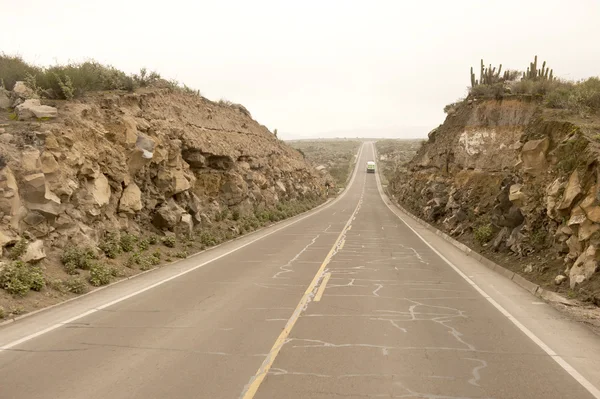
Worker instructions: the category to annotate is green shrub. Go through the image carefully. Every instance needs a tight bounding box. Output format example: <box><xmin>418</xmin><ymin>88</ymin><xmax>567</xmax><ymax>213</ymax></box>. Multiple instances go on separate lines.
<box><xmin>49</xmin><ymin>279</ymin><xmax>67</xmax><ymax>293</ymax></box>
<box><xmin>137</xmin><ymin>238</ymin><xmax>150</xmax><ymax>251</ymax></box>
<box><xmin>162</xmin><ymin>236</ymin><xmax>176</xmax><ymax>248</ymax></box>
<box><xmin>199</xmin><ymin>231</ymin><xmax>217</xmax><ymax>247</ymax></box>
<box><xmin>174</xmin><ymin>251</ymin><xmax>188</xmax><ymax>259</ymax></box>
<box><xmin>152</xmin><ymin>249</ymin><xmax>161</xmax><ymax>259</ymax></box>
<box><xmin>64</xmin><ymin>278</ymin><xmax>87</xmax><ymax>294</ymax></box>
<box><xmin>8</xmin><ymin>239</ymin><xmax>28</xmax><ymax>260</ymax></box>
<box><xmin>138</xmin><ymin>255</ymin><xmax>154</xmax><ymax>271</ymax></box>
<box><xmin>125</xmin><ymin>252</ymin><xmax>142</xmax><ymax>268</ymax></box>
<box><xmin>474</xmin><ymin>224</ymin><xmax>494</xmax><ymax>245</ymax></box>
<box><xmin>61</xmin><ymin>246</ymin><xmax>97</xmax><ymax>273</ymax></box>
<box><xmin>99</xmin><ymin>232</ymin><xmax>122</xmax><ymax>259</ymax></box>
<box><xmin>88</xmin><ymin>263</ymin><xmax>111</xmax><ymax>287</ymax></box>
<box><xmin>133</xmin><ymin>68</ymin><xmax>161</xmax><ymax>87</ymax></box>
<box><xmin>0</xmin><ymin>261</ymin><xmax>45</xmax><ymax>296</ymax></box>
<box><xmin>148</xmin><ymin>254</ymin><xmax>161</xmax><ymax>266</ymax></box>
<box><xmin>120</xmin><ymin>233</ymin><xmax>138</xmax><ymax>252</ymax></box>
<box><xmin>54</xmin><ymin>73</ymin><xmax>74</xmax><ymax>100</ymax></box>
<box><xmin>148</xmin><ymin>235</ymin><xmax>158</xmax><ymax>245</ymax></box>
<box><xmin>109</xmin><ymin>267</ymin><xmax>125</xmax><ymax>278</ymax></box>
<box><xmin>231</xmin><ymin>210</ymin><xmax>241</xmax><ymax>221</ymax></box>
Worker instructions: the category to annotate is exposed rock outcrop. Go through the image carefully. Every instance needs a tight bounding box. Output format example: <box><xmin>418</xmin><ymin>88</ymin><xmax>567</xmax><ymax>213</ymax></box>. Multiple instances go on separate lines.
<box><xmin>387</xmin><ymin>97</ymin><xmax>600</xmax><ymax>303</ymax></box>
<box><xmin>0</xmin><ymin>83</ymin><xmax>329</xmax><ymax>307</ymax></box>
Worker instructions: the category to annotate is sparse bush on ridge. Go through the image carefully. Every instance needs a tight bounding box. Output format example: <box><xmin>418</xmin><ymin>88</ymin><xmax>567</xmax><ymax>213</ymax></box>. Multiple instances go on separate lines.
<box><xmin>0</xmin><ymin>53</ymin><xmax>202</xmax><ymax>100</ymax></box>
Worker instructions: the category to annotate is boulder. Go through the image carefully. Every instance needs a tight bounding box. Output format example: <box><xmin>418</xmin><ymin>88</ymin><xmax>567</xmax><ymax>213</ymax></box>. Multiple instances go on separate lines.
<box><xmin>578</xmin><ymin>220</ymin><xmax>600</xmax><ymax>241</ymax></box>
<box><xmin>507</xmin><ymin>225</ymin><xmax>525</xmax><ymax>255</ymax></box>
<box><xmin>12</xmin><ymin>81</ymin><xmax>35</xmax><ymax>99</ymax></box>
<box><xmin>0</xmin><ymin>167</ymin><xmax>22</xmax><ymax>220</ymax></box>
<box><xmin>22</xmin><ymin>240</ymin><xmax>46</xmax><ymax>263</ymax></box>
<box><xmin>152</xmin><ymin>200</ymin><xmax>185</xmax><ymax>230</ymax></box>
<box><xmin>0</xmin><ymin>230</ymin><xmax>18</xmax><ymax>248</ymax></box>
<box><xmin>21</xmin><ymin>149</ymin><xmax>41</xmax><ymax>172</ymax></box>
<box><xmin>40</xmin><ymin>152</ymin><xmax>59</xmax><ymax>174</ymax></box>
<box><xmin>16</xmin><ymin>99</ymin><xmax>58</xmax><ymax>120</ymax></box>
<box><xmin>521</xmin><ymin>138</ymin><xmax>549</xmax><ymax>171</ymax></box>
<box><xmin>0</xmin><ymin>133</ymin><xmax>12</xmax><ymax>143</ymax></box>
<box><xmin>21</xmin><ymin>173</ymin><xmax>47</xmax><ymax>202</ymax></box>
<box><xmin>580</xmin><ymin>185</ymin><xmax>600</xmax><ymax>223</ymax></box>
<box><xmin>568</xmin><ymin>206</ymin><xmax>587</xmax><ymax>226</ymax></box>
<box><xmin>492</xmin><ymin>227</ymin><xmax>509</xmax><ymax>251</ymax></box>
<box><xmin>0</xmin><ymin>88</ymin><xmax>11</xmax><ymax>109</ymax></box>
<box><xmin>497</xmin><ymin>206</ymin><xmax>524</xmax><ymax>228</ymax></box>
<box><xmin>135</xmin><ymin>135</ymin><xmax>155</xmax><ymax>158</ymax></box>
<box><xmin>119</xmin><ymin>183</ymin><xmax>143</xmax><ymax>214</ymax></box>
<box><xmin>569</xmin><ymin>244</ymin><xmax>598</xmax><ymax>289</ymax></box>
<box><xmin>566</xmin><ymin>235</ymin><xmax>582</xmax><ymax>260</ymax></box>
<box><xmin>509</xmin><ymin>184</ymin><xmax>526</xmax><ymax>206</ymax></box>
<box><xmin>121</xmin><ymin>115</ymin><xmax>139</xmax><ymax>146</ymax></box>
<box><xmin>176</xmin><ymin>213</ymin><xmax>194</xmax><ymax>237</ymax></box>
<box><xmin>220</xmin><ymin>174</ymin><xmax>248</xmax><ymax>206</ymax></box>
<box><xmin>182</xmin><ymin>150</ymin><xmax>206</xmax><ymax>168</ymax></box>
<box><xmin>555</xmin><ymin>275</ymin><xmax>567</xmax><ymax>285</ymax></box>
<box><xmin>557</xmin><ymin>171</ymin><xmax>582</xmax><ymax>211</ymax></box>
<box><xmin>157</xmin><ymin>169</ymin><xmax>191</xmax><ymax>196</ymax></box>
<box><xmin>88</xmin><ymin>174</ymin><xmax>111</xmax><ymax>207</ymax></box>
<box><xmin>80</xmin><ymin>161</ymin><xmax>100</xmax><ymax>178</ymax></box>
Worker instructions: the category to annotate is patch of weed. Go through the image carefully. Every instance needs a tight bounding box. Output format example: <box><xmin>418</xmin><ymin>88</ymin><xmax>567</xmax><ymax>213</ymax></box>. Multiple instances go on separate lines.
<box><xmin>162</xmin><ymin>236</ymin><xmax>176</xmax><ymax>248</ymax></box>
<box><xmin>88</xmin><ymin>263</ymin><xmax>111</xmax><ymax>287</ymax></box>
<box><xmin>0</xmin><ymin>261</ymin><xmax>45</xmax><ymax>296</ymax></box>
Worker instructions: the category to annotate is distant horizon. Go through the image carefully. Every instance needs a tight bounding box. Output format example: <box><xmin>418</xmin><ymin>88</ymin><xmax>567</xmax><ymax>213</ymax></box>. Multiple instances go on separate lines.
<box><xmin>280</xmin><ymin>125</ymin><xmax>435</xmax><ymax>141</ymax></box>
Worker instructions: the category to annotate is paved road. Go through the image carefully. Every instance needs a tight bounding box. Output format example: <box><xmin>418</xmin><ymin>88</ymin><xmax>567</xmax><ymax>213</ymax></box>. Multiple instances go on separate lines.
<box><xmin>1</xmin><ymin>143</ymin><xmax>599</xmax><ymax>399</ymax></box>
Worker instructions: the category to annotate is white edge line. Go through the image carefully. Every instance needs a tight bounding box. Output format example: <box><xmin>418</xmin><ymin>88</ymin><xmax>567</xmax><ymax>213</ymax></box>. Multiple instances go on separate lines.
<box><xmin>371</xmin><ymin>143</ymin><xmax>600</xmax><ymax>399</ymax></box>
<box><xmin>1</xmin><ymin>144</ymin><xmax>366</xmax><ymax>351</ymax></box>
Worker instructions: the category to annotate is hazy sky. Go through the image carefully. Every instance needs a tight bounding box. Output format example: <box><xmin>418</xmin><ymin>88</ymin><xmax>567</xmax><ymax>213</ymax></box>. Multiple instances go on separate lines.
<box><xmin>1</xmin><ymin>0</ymin><xmax>599</xmax><ymax>139</ymax></box>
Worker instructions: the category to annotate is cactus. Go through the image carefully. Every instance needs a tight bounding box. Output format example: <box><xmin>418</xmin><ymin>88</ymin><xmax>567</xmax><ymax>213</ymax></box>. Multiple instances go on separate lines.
<box><xmin>541</xmin><ymin>61</ymin><xmax>546</xmax><ymax>78</ymax></box>
<box><xmin>471</xmin><ymin>67</ymin><xmax>476</xmax><ymax>87</ymax></box>
<box><xmin>549</xmin><ymin>69</ymin><xmax>553</xmax><ymax>81</ymax></box>
<box><xmin>497</xmin><ymin>64</ymin><xmax>502</xmax><ymax>78</ymax></box>
<box><xmin>480</xmin><ymin>59</ymin><xmax>484</xmax><ymax>85</ymax></box>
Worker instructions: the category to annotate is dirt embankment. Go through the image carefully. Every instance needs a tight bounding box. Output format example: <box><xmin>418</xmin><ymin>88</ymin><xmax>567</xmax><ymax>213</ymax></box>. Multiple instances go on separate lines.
<box><xmin>0</xmin><ymin>84</ymin><xmax>329</xmax><ymax>317</ymax></box>
<box><xmin>388</xmin><ymin>97</ymin><xmax>600</xmax><ymax>305</ymax></box>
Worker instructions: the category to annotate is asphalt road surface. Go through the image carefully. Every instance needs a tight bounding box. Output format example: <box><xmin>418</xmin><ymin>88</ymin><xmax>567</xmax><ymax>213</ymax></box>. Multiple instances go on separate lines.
<box><xmin>1</xmin><ymin>142</ymin><xmax>599</xmax><ymax>399</ymax></box>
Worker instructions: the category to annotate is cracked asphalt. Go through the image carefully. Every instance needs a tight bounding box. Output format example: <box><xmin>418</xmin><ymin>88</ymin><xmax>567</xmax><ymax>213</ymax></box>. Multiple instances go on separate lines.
<box><xmin>0</xmin><ymin>143</ymin><xmax>598</xmax><ymax>399</ymax></box>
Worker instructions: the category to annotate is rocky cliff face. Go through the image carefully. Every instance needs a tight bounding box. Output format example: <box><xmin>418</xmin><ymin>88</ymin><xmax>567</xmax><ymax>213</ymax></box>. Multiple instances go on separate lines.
<box><xmin>390</xmin><ymin>98</ymin><xmax>600</xmax><ymax>304</ymax></box>
<box><xmin>0</xmin><ymin>84</ymin><xmax>329</xmax><ymax>314</ymax></box>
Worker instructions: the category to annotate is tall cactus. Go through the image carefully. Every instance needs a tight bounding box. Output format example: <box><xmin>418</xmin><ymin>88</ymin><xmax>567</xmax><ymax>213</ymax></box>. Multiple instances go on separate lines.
<box><xmin>480</xmin><ymin>59</ymin><xmax>484</xmax><ymax>85</ymax></box>
<box><xmin>470</xmin><ymin>67</ymin><xmax>476</xmax><ymax>87</ymax></box>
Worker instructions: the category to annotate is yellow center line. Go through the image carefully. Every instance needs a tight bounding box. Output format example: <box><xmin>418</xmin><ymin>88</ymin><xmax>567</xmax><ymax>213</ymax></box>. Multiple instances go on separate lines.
<box><xmin>240</xmin><ymin>194</ymin><xmax>363</xmax><ymax>399</ymax></box>
<box><xmin>314</xmin><ymin>273</ymin><xmax>332</xmax><ymax>302</ymax></box>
